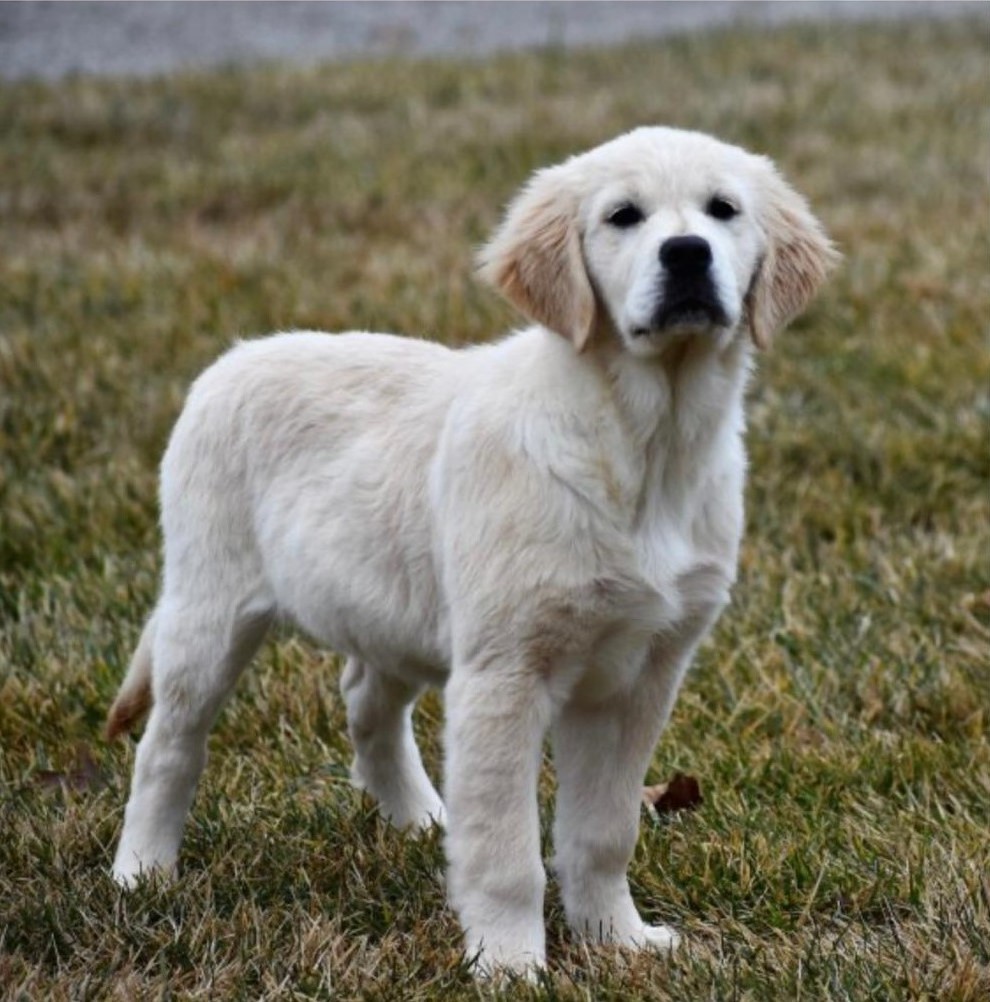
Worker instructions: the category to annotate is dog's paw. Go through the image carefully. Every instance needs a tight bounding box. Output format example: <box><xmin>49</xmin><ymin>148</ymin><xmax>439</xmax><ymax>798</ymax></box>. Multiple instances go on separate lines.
<box><xmin>110</xmin><ymin>858</ymin><xmax>176</xmax><ymax>889</ymax></box>
<box><xmin>569</xmin><ymin>910</ymin><xmax>681</xmax><ymax>954</ymax></box>
<box><xmin>380</xmin><ymin>795</ymin><xmax>446</xmax><ymax>832</ymax></box>
<box><xmin>111</xmin><ymin>866</ymin><xmax>140</xmax><ymax>890</ymax></box>
<box><xmin>470</xmin><ymin>942</ymin><xmax>546</xmax><ymax>982</ymax></box>
<box><xmin>632</xmin><ymin>922</ymin><xmax>680</xmax><ymax>952</ymax></box>
<box><xmin>461</xmin><ymin>915</ymin><xmax>547</xmax><ymax>982</ymax></box>
<box><xmin>411</xmin><ymin>798</ymin><xmax>447</xmax><ymax>831</ymax></box>
<box><xmin>350</xmin><ymin>761</ymin><xmax>446</xmax><ymax>832</ymax></box>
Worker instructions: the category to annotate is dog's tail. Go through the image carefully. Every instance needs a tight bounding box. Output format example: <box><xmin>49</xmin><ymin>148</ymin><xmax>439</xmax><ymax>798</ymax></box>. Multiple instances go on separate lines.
<box><xmin>105</xmin><ymin>610</ymin><xmax>157</xmax><ymax>740</ymax></box>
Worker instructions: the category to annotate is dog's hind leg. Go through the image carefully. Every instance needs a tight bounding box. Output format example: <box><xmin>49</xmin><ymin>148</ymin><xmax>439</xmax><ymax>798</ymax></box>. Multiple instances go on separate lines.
<box><xmin>340</xmin><ymin>658</ymin><xmax>445</xmax><ymax>830</ymax></box>
<box><xmin>111</xmin><ymin>590</ymin><xmax>272</xmax><ymax>886</ymax></box>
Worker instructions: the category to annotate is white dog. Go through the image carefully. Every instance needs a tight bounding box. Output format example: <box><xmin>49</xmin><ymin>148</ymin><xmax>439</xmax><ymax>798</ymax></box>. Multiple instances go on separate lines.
<box><xmin>107</xmin><ymin>127</ymin><xmax>836</xmax><ymax>975</ymax></box>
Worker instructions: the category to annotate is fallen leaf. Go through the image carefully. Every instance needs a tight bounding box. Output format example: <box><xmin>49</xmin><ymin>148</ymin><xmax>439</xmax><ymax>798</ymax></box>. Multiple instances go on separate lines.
<box><xmin>643</xmin><ymin>772</ymin><xmax>703</xmax><ymax>815</ymax></box>
<box><xmin>30</xmin><ymin>744</ymin><xmax>106</xmax><ymax>792</ymax></box>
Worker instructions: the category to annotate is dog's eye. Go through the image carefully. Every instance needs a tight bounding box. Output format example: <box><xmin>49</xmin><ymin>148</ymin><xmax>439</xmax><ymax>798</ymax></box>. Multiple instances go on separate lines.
<box><xmin>706</xmin><ymin>196</ymin><xmax>739</xmax><ymax>221</ymax></box>
<box><xmin>606</xmin><ymin>203</ymin><xmax>645</xmax><ymax>229</ymax></box>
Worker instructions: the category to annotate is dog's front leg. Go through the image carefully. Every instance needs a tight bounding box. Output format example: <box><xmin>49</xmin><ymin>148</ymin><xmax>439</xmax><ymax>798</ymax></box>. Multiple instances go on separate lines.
<box><xmin>551</xmin><ymin>677</ymin><xmax>682</xmax><ymax>953</ymax></box>
<box><xmin>443</xmin><ymin>662</ymin><xmax>551</xmax><ymax>977</ymax></box>
<box><xmin>551</xmin><ymin>630</ymin><xmax>710</xmax><ymax>953</ymax></box>
<box><xmin>551</xmin><ymin>577</ymin><xmax>729</xmax><ymax>952</ymax></box>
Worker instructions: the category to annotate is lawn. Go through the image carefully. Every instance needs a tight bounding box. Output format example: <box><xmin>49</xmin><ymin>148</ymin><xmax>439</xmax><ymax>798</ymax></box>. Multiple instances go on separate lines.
<box><xmin>1</xmin><ymin>14</ymin><xmax>988</xmax><ymax>1001</ymax></box>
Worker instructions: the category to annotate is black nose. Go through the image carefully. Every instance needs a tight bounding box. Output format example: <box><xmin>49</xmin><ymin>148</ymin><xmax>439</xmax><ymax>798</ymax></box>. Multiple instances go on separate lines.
<box><xmin>660</xmin><ymin>235</ymin><xmax>712</xmax><ymax>274</ymax></box>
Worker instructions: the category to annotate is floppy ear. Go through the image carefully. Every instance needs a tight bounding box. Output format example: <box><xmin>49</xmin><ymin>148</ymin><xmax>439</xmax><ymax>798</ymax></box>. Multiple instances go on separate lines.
<box><xmin>477</xmin><ymin>167</ymin><xmax>597</xmax><ymax>352</ymax></box>
<box><xmin>745</xmin><ymin>163</ymin><xmax>840</xmax><ymax>349</ymax></box>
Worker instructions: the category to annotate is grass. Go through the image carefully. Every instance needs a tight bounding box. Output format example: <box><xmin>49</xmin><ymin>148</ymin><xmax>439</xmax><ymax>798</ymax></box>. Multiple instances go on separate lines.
<box><xmin>1</xmin><ymin>14</ymin><xmax>988</xmax><ymax>1001</ymax></box>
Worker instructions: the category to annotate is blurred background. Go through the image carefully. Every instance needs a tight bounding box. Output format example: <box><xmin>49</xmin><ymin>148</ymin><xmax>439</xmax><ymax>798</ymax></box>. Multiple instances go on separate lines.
<box><xmin>0</xmin><ymin>0</ymin><xmax>977</xmax><ymax>80</ymax></box>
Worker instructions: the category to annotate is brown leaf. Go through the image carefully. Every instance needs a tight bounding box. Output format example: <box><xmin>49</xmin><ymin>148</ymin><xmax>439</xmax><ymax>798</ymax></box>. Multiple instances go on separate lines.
<box><xmin>30</xmin><ymin>744</ymin><xmax>106</xmax><ymax>793</ymax></box>
<box><xmin>643</xmin><ymin>772</ymin><xmax>703</xmax><ymax>815</ymax></box>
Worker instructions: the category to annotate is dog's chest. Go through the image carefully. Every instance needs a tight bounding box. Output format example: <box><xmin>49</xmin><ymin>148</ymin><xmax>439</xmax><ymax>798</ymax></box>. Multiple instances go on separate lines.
<box><xmin>635</xmin><ymin>405</ymin><xmax>744</xmax><ymax>607</ymax></box>
<box><xmin>564</xmin><ymin>472</ymin><xmax>740</xmax><ymax>706</ymax></box>
<box><xmin>566</xmin><ymin>386</ymin><xmax>744</xmax><ymax>703</ymax></box>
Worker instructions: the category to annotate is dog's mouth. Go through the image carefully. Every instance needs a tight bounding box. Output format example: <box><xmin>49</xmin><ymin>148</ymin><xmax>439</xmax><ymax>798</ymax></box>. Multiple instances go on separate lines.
<box><xmin>631</xmin><ymin>280</ymin><xmax>729</xmax><ymax>338</ymax></box>
<box><xmin>631</xmin><ymin>296</ymin><xmax>729</xmax><ymax>338</ymax></box>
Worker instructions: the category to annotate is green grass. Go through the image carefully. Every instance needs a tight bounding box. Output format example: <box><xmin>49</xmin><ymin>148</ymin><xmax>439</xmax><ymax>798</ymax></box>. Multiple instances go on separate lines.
<box><xmin>2</xmin><ymin>15</ymin><xmax>989</xmax><ymax>1001</ymax></box>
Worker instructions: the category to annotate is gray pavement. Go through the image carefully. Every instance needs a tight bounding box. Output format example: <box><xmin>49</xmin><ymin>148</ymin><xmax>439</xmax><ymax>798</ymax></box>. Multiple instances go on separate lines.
<box><xmin>0</xmin><ymin>1</ymin><xmax>983</xmax><ymax>82</ymax></box>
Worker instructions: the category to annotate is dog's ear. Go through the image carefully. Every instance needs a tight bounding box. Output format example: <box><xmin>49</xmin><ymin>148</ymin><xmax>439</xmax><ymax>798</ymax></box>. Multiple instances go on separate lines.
<box><xmin>477</xmin><ymin>167</ymin><xmax>596</xmax><ymax>352</ymax></box>
<box><xmin>745</xmin><ymin>162</ymin><xmax>840</xmax><ymax>349</ymax></box>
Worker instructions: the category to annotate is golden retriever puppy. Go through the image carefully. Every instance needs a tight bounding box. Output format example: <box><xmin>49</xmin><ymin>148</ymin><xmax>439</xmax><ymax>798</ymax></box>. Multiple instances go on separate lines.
<box><xmin>107</xmin><ymin>126</ymin><xmax>836</xmax><ymax>976</ymax></box>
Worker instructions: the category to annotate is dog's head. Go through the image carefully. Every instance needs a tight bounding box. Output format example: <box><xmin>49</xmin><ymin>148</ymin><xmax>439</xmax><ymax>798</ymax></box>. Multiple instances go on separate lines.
<box><xmin>479</xmin><ymin>127</ymin><xmax>838</xmax><ymax>355</ymax></box>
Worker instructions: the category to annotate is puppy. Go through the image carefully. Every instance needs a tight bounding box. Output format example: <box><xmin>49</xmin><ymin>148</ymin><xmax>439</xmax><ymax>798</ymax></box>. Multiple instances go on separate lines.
<box><xmin>107</xmin><ymin>127</ymin><xmax>836</xmax><ymax>975</ymax></box>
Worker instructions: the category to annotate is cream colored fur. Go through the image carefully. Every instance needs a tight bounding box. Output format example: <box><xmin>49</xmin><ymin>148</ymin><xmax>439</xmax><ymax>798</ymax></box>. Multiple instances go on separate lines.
<box><xmin>108</xmin><ymin>126</ymin><xmax>836</xmax><ymax>976</ymax></box>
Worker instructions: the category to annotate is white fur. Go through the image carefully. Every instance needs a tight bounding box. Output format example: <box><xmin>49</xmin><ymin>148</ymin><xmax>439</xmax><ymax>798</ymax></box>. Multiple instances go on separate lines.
<box><xmin>109</xmin><ymin>127</ymin><xmax>835</xmax><ymax>976</ymax></box>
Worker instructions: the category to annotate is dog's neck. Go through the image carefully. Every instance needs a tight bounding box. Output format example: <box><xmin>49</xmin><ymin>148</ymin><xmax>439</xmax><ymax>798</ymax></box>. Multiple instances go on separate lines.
<box><xmin>582</xmin><ymin>329</ymin><xmax>753</xmax><ymax>527</ymax></box>
<box><xmin>496</xmin><ymin>324</ymin><xmax>751</xmax><ymax>523</ymax></box>
<box><xmin>590</xmin><ymin>330</ymin><xmax>752</xmax><ymax>452</ymax></box>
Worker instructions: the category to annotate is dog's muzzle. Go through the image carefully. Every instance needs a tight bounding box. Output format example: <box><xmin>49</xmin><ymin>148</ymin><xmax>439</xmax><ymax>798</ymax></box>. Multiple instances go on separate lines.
<box><xmin>633</xmin><ymin>235</ymin><xmax>729</xmax><ymax>336</ymax></box>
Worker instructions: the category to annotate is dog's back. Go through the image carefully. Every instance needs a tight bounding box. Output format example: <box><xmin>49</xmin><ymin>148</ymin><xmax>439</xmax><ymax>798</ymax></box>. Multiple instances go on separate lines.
<box><xmin>172</xmin><ymin>332</ymin><xmax>465</xmax><ymax>670</ymax></box>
